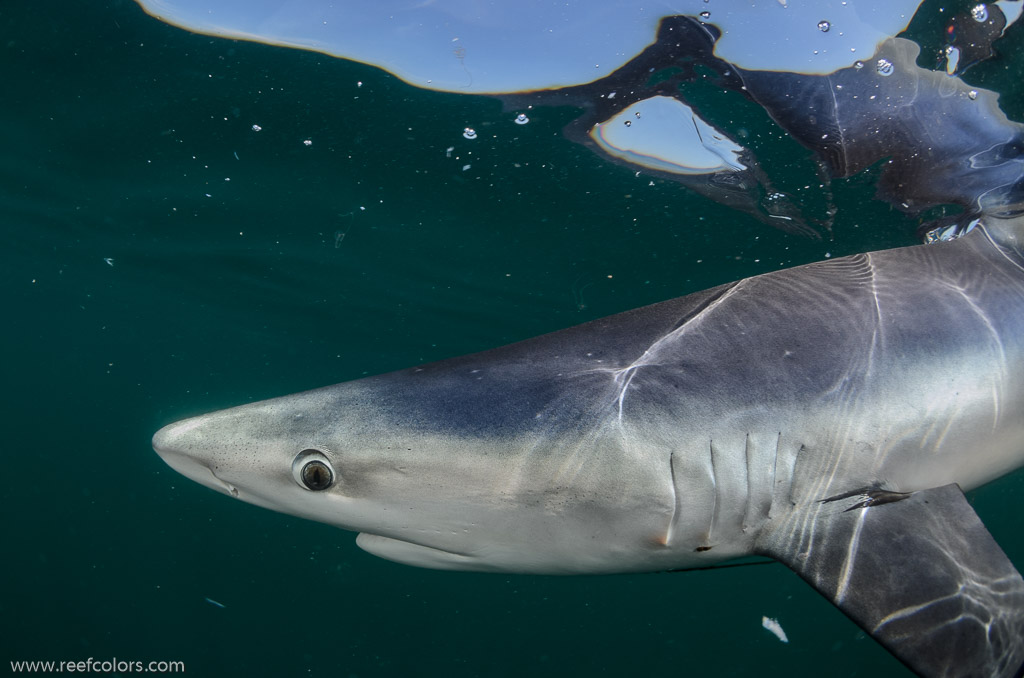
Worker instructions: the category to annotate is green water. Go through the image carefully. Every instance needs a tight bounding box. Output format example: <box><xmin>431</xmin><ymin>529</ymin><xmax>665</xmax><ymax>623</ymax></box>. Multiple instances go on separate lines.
<box><xmin>3</xmin><ymin>1</ymin><xmax>1022</xmax><ymax>676</ymax></box>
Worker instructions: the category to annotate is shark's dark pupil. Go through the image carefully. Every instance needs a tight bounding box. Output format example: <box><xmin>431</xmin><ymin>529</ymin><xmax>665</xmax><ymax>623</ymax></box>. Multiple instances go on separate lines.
<box><xmin>301</xmin><ymin>460</ymin><xmax>333</xmax><ymax>491</ymax></box>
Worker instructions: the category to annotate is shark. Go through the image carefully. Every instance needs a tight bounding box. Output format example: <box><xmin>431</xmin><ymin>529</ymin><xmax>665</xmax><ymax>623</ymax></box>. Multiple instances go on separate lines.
<box><xmin>155</xmin><ymin>214</ymin><xmax>1024</xmax><ymax>677</ymax></box>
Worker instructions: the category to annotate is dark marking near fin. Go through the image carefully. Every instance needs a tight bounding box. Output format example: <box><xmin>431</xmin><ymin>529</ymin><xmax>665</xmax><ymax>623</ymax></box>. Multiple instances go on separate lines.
<box><xmin>757</xmin><ymin>484</ymin><xmax>1024</xmax><ymax>677</ymax></box>
<box><xmin>822</xmin><ymin>486</ymin><xmax>913</xmax><ymax>512</ymax></box>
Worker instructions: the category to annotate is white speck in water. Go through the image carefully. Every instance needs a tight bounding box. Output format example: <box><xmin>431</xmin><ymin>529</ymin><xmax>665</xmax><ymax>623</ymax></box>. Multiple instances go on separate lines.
<box><xmin>699</xmin><ymin>11</ymin><xmax>710</xmax><ymax>19</ymax></box>
<box><xmin>251</xmin><ymin>124</ymin><xmax>262</xmax><ymax>132</ymax></box>
<box><xmin>462</xmin><ymin>164</ymin><xmax>471</xmax><ymax>171</ymax></box>
<box><xmin>876</xmin><ymin>58</ymin><xmax>894</xmax><ymax>76</ymax></box>
<box><xmin>514</xmin><ymin>113</ymin><xmax>529</xmax><ymax>125</ymax></box>
<box><xmin>463</xmin><ymin>127</ymin><xmax>477</xmax><ymax>140</ymax></box>
<box><xmin>968</xmin><ymin>90</ymin><xmax>979</xmax><ymax>100</ymax></box>
<box><xmin>303</xmin><ymin>139</ymin><xmax>312</xmax><ymax>146</ymax></box>
<box><xmin>971</xmin><ymin>4</ymin><xmax>989</xmax><ymax>22</ymax></box>
<box><xmin>854</xmin><ymin>60</ymin><xmax>865</xmax><ymax>69</ymax></box>
<box><xmin>103</xmin><ymin>258</ymin><xmax>114</xmax><ymax>267</ymax></box>
<box><xmin>762</xmin><ymin>617</ymin><xmax>789</xmax><ymax>643</ymax></box>
<box><xmin>817</xmin><ymin>20</ymin><xmax>831</xmax><ymax>32</ymax></box>
<box><xmin>624</xmin><ymin>120</ymin><xmax>632</xmax><ymax>127</ymax></box>
<box><xmin>445</xmin><ymin>146</ymin><xmax>455</xmax><ymax>158</ymax></box>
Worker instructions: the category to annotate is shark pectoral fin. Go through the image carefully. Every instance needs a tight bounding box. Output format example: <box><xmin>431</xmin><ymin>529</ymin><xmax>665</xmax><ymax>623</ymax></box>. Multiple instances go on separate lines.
<box><xmin>756</xmin><ymin>483</ymin><xmax>1024</xmax><ymax>678</ymax></box>
<box><xmin>355</xmin><ymin>533</ymin><xmax>481</xmax><ymax>571</ymax></box>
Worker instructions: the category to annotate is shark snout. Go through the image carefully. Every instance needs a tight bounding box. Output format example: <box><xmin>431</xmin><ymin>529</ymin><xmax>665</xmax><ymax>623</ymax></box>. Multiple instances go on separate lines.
<box><xmin>153</xmin><ymin>418</ymin><xmax>239</xmax><ymax>497</ymax></box>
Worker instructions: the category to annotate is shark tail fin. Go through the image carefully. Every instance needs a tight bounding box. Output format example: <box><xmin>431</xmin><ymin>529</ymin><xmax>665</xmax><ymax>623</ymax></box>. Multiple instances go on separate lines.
<box><xmin>756</xmin><ymin>483</ymin><xmax>1024</xmax><ymax>677</ymax></box>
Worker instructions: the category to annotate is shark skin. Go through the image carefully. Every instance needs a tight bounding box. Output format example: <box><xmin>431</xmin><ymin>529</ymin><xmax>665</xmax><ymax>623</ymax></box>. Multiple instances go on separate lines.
<box><xmin>154</xmin><ymin>217</ymin><xmax>1024</xmax><ymax>677</ymax></box>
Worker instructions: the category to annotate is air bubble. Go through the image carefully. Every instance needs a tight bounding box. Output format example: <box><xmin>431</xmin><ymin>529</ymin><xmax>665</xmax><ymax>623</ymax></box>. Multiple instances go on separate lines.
<box><xmin>699</xmin><ymin>11</ymin><xmax>710</xmax><ymax>19</ymax></box>
<box><xmin>818</xmin><ymin>20</ymin><xmax>831</xmax><ymax>32</ymax></box>
<box><xmin>971</xmin><ymin>4</ymin><xmax>988</xmax><ymax>22</ymax></box>
<box><xmin>854</xmin><ymin>60</ymin><xmax>865</xmax><ymax>69</ymax></box>
<box><xmin>876</xmin><ymin>58</ymin><xmax>894</xmax><ymax>77</ymax></box>
<box><xmin>968</xmin><ymin>90</ymin><xmax>978</xmax><ymax>100</ymax></box>
<box><xmin>303</xmin><ymin>139</ymin><xmax>312</xmax><ymax>146</ymax></box>
<box><xmin>463</xmin><ymin>127</ymin><xmax>477</xmax><ymax>139</ymax></box>
<box><xmin>514</xmin><ymin>113</ymin><xmax>529</xmax><ymax>125</ymax></box>
<box><xmin>251</xmin><ymin>124</ymin><xmax>262</xmax><ymax>132</ymax></box>
<box><xmin>624</xmin><ymin>120</ymin><xmax>632</xmax><ymax>127</ymax></box>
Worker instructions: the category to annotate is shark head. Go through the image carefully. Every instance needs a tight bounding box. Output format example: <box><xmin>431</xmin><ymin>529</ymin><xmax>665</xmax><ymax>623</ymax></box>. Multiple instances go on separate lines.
<box><xmin>154</xmin><ymin>381</ymin><xmax>528</xmax><ymax>572</ymax></box>
<box><xmin>151</xmin><ymin>334</ymin><xmax>709</xmax><ymax>575</ymax></box>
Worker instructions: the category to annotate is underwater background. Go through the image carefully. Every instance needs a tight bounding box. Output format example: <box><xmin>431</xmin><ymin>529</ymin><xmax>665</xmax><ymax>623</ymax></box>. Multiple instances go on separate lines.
<box><xmin>3</xmin><ymin>1</ymin><xmax>1023</xmax><ymax>675</ymax></box>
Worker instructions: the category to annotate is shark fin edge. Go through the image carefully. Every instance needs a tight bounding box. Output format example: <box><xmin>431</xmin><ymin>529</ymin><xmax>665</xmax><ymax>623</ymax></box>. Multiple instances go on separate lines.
<box><xmin>756</xmin><ymin>483</ymin><xmax>1024</xmax><ymax>677</ymax></box>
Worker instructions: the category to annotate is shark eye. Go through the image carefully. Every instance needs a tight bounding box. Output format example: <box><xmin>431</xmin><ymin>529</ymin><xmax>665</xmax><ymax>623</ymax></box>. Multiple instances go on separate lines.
<box><xmin>292</xmin><ymin>449</ymin><xmax>335</xmax><ymax>491</ymax></box>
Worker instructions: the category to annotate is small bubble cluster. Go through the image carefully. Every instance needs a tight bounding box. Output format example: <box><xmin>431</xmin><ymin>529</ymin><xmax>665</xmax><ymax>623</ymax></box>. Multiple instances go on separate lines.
<box><xmin>876</xmin><ymin>58</ymin><xmax>894</xmax><ymax>77</ymax></box>
<box><xmin>463</xmin><ymin>127</ymin><xmax>477</xmax><ymax>139</ymax></box>
<box><xmin>817</xmin><ymin>20</ymin><xmax>831</xmax><ymax>32</ymax></box>
<box><xmin>971</xmin><ymin>4</ymin><xmax>989</xmax><ymax>22</ymax></box>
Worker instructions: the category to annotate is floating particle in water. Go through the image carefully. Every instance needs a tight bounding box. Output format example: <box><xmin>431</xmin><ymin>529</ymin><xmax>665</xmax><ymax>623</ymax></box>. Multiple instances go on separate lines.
<box><xmin>699</xmin><ymin>11</ymin><xmax>710</xmax><ymax>19</ymax></box>
<box><xmin>971</xmin><ymin>4</ymin><xmax>989</xmax><ymax>22</ymax></box>
<box><xmin>514</xmin><ymin>113</ymin><xmax>529</xmax><ymax>125</ymax></box>
<box><xmin>463</xmin><ymin>127</ymin><xmax>477</xmax><ymax>139</ymax></box>
<box><xmin>303</xmin><ymin>139</ymin><xmax>313</xmax><ymax>146</ymax></box>
<box><xmin>968</xmin><ymin>90</ymin><xmax>979</xmax><ymax>100</ymax></box>
<box><xmin>623</xmin><ymin>120</ymin><xmax>632</xmax><ymax>127</ymax></box>
<box><xmin>103</xmin><ymin>257</ymin><xmax>114</xmax><ymax>267</ymax></box>
<box><xmin>251</xmin><ymin>124</ymin><xmax>262</xmax><ymax>132</ymax></box>
<box><xmin>817</xmin><ymin>20</ymin><xmax>831</xmax><ymax>32</ymax></box>
<box><xmin>876</xmin><ymin>58</ymin><xmax>894</xmax><ymax>76</ymax></box>
<box><xmin>854</xmin><ymin>60</ymin><xmax>865</xmax><ymax>69</ymax></box>
<box><xmin>762</xmin><ymin>617</ymin><xmax>789</xmax><ymax>643</ymax></box>
<box><xmin>205</xmin><ymin>597</ymin><xmax>226</xmax><ymax>609</ymax></box>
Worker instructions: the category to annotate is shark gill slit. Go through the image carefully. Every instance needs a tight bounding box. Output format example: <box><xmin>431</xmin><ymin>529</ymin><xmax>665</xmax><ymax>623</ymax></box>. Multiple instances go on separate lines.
<box><xmin>665</xmin><ymin>452</ymin><xmax>680</xmax><ymax>546</ymax></box>
<box><xmin>769</xmin><ymin>433</ymin><xmax>780</xmax><ymax>519</ymax></box>
<box><xmin>707</xmin><ymin>439</ymin><xmax>720</xmax><ymax>546</ymax></box>
<box><xmin>741</xmin><ymin>433</ymin><xmax>753</xmax><ymax>530</ymax></box>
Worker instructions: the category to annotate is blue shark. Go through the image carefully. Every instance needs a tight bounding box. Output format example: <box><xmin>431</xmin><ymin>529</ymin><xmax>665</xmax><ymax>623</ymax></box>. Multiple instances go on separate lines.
<box><xmin>156</xmin><ymin>215</ymin><xmax>1024</xmax><ymax>676</ymax></box>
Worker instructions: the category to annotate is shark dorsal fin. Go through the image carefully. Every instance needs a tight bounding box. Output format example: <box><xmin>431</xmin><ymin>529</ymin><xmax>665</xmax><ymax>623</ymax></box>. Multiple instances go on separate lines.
<box><xmin>756</xmin><ymin>483</ymin><xmax>1024</xmax><ymax>677</ymax></box>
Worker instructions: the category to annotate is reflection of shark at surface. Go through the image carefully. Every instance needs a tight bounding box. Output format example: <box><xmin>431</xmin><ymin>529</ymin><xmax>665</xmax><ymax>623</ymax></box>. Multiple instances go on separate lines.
<box><xmin>508</xmin><ymin>18</ymin><xmax>1024</xmax><ymax>236</ymax></box>
<box><xmin>138</xmin><ymin>1</ymin><xmax>1024</xmax><ymax>675</ymax></box>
